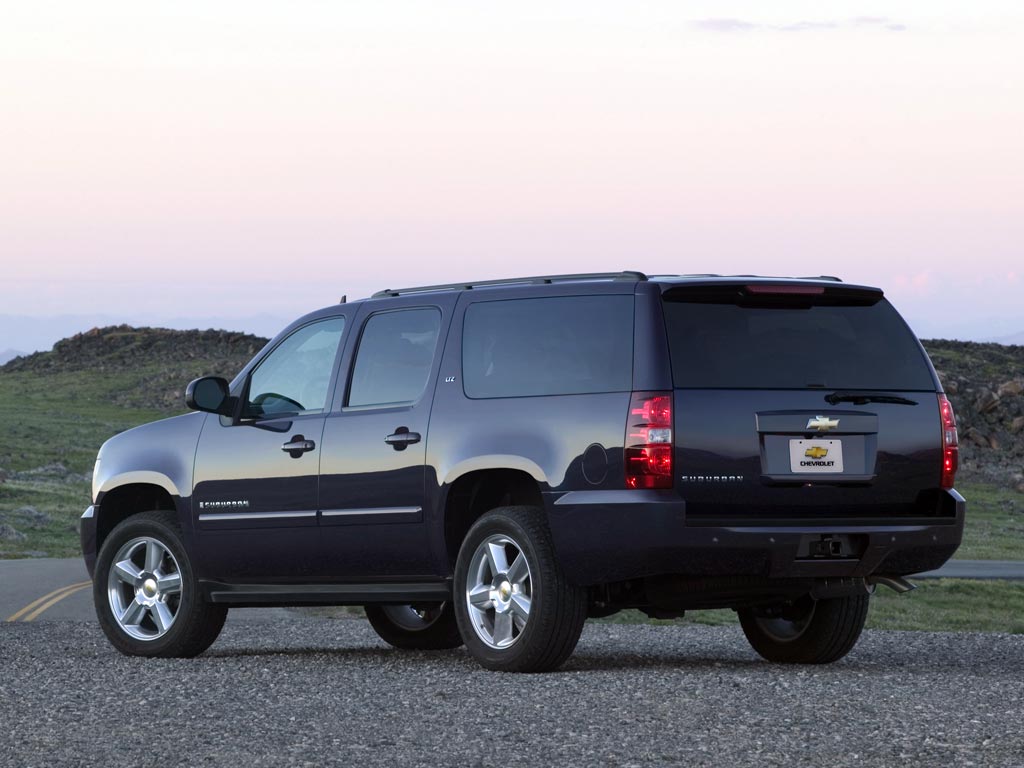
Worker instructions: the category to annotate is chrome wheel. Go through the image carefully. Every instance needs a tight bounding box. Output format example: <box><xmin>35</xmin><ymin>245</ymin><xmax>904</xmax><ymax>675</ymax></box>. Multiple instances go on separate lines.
<box><xmin>754</xmin><ymin>600</ymin><xmax>817</xmax><ymax>643</ymax></box>
<box><xmin>465</xmin><ymin>534</ymin><xmax>532</xmax><ymax>649</ymax></box>
<box><xmin>380</xmin><ymin>603</ymin><xmax>447</xmax><ymax>632</ymax></box>
<box><xmin>106</xmin><ymin>536</ymin><xmax>183</xmax><ymax>641</ymax></box>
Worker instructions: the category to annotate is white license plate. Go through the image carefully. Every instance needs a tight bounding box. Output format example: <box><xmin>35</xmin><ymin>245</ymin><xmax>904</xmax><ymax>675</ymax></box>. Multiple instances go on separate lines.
<box><xmin>790</xmin><ymin>439</ymin><xmax>844</xmax><ymax>473</ymax></box>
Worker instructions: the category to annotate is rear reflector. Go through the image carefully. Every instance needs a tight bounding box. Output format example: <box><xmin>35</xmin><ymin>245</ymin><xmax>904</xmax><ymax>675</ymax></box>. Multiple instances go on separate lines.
<box><xmin>625</xmin><ymin>392</ymin><xmax>673</xmax><ymax>489</ymax></box>
<box><xmin>938</xmin><ymin>394</ymin><xmax>959</xmax><ymax>489</ymax></box>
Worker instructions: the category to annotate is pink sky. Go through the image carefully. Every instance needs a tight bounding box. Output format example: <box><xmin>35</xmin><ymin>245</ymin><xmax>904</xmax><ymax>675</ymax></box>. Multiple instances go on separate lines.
<box><xmin>2</xmin><ymin>1</ymin><xmax>1022</xmax><ymax>341</ymax></box>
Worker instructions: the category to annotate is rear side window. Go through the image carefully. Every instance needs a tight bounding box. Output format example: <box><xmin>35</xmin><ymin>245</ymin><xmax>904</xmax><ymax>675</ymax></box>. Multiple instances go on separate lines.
<box><xmin>463</xmin><ymin>295</ymin><xmax>634</xmax><ymax>398</ymax></box>
<box><xmin>348</xmin><ymin>308</ymin><xmax>441</xmax><ymax>407</ymax></box>
<box><xmin>663</xmin><ymin>294</ymin><xmax>935</xmax><ymax>390</ymax></box>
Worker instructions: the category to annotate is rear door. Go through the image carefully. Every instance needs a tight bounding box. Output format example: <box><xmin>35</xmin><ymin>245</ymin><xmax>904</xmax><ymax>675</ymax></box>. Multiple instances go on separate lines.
<box><xmin>316</xmin><ymin>296</ymin><xmax>456</xmax><ymax>580</ymax></box>
<box><xmin>662</xmin><ymin>282</ymin><xmax>944</xmax><ymax>524</ymax></box>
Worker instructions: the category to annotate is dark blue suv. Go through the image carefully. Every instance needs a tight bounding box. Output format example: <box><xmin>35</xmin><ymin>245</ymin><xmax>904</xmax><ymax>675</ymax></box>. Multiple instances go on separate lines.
<box><xmin>82</xmin><ymin>272</ymin><xmax>964</xmax><ymax>671</ymax></box>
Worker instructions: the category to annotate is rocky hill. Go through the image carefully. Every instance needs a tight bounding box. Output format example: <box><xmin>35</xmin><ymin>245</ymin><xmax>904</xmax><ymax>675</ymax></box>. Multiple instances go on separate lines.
<box><xmin>1</xmin><ymin>325</ymin><xmax>269</xmax><ymax>411</ymax></box>
<box><xmin>1</xmin><ymin>327</ymin><xmax>1022</xmax><ymax>490</ymax></box>
<box><xmin>927</xmin><ymin>341</ymin><xmax>1024</xmax><ymax>491</ymax></box>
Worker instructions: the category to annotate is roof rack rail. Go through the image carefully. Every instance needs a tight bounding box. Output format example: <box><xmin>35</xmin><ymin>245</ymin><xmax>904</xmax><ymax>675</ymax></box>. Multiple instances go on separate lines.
<box><xmin>372</xmin><ymin>271</ymin><xmax>648</xmax><ymax>298</ymax></box>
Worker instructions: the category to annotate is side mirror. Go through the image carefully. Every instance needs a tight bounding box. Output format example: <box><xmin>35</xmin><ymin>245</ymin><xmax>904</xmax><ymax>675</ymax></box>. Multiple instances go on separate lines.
<box><xmin>185</xmin><ymin>376</ymin><xmax>231</xmax><ymax>415</ymax></box>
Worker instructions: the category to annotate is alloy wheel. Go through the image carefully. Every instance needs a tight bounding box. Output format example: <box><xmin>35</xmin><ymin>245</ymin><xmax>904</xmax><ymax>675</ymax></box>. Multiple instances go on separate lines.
<box><xmin>106</xmin><ymin>536</ymin><xmax>183</xmax><ymax>641</ymax></box>
<box><xmin>464</xmin><ymin>534</ymin><xmax>533</xmax><ymax>649</ymax></box>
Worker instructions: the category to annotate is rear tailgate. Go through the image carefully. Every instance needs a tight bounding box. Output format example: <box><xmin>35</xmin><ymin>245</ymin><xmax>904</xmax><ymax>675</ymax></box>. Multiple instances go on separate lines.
<box><xmin>662</xmin><ymin>282</ymin><xmax>949</xmax><ymax>524</ymax></box>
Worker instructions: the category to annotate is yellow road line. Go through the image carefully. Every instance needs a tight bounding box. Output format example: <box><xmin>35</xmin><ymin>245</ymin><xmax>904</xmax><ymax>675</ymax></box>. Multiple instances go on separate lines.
<box><xmin>22</xmin><ymin>583</ymin><xmax>92</xmax><ymax>622</ymax></box>
<box><xmin>6</xmin><ymin>580</ymin><xmax>92</xmax><ymax>623</ymax></box>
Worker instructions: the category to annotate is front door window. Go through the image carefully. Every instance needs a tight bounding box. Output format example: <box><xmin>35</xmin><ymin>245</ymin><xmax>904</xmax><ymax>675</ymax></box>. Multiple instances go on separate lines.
<box><xmin>244</xmin><ymin>317</ymin><xmax>347</xmax><ymax>419</ymax></box>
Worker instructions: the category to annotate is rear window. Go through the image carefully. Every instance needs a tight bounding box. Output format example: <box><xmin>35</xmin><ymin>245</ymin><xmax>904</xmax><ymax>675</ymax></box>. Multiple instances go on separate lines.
<box><xmin>663</xmin><ymin>293</ymin><xmax>935</xmax><ymax>390</ymax></box>
<box><xmin>463</xmin><ymin>295</ymin><xmax>634</xmax><ymax>398</ymax></box>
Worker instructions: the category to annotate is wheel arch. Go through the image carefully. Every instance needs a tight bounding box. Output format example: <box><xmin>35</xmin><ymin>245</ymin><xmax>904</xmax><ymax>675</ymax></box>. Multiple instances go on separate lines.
<box><xmin>95</xmin><ymin>479</ymin><xmax>180</xmax><ymax>553</ymax></box>
<box><xmin>441</xmin><ymin>467</ymin><xmax>544</xmax><ymax>568</ymax></box>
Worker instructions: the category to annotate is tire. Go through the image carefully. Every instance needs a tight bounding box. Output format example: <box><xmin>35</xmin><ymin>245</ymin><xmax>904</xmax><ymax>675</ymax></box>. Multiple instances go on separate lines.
<box><xmin>94</xmin><ymin>510</ymin><xmax>227</xmax><ymax>658</ymax></box>
<box><xmin>738</xmin><ymin>593</ymin><xmax>869</xmax><ymax>664</ymax></box>
<box><xmin>365</xmin><ymin>603</ymin><xmax>463</xmax><ymax>650</ymax></box>
<box><xmin>453</xmin><ymin>505</ymin><xmax>586</xmax><ymax>673</ymax></box>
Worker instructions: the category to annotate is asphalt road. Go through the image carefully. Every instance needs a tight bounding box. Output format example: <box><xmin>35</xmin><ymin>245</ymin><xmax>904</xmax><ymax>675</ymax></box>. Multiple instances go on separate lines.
<box><xmin>1</xmin><ymin>557</ymin><xmax>292</xmax><ymax>623</ymax></box>
<box><xmin>3</xmin><ymin>618</ymin><xmax>1023</xmax><ymax>767</ymax></box>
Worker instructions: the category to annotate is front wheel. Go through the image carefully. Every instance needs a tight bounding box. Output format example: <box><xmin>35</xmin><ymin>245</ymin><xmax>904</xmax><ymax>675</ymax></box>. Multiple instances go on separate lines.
<box><xmin>453</xmin><ymin>506</ymin><xmax>586</xmax><ymax>673</ymax></box>
<box><xmin>364</xmin><ymin>603</ymin><xmax>463</xmax><ymax>650</ymax></box>
<box><xmin>738</xmin><ymin>593</ymin><xmax>869</xmax><ymax>664</ymax></box>
<box><xmin>94</xmin><ymin>510</ymin><xmax>227</xmax><ymax>658</ymax></box>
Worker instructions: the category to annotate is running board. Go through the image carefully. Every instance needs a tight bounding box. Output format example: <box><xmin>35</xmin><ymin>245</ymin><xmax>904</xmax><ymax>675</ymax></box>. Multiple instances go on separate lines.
<box><xmin>200</xmin><ymin>580</ymin><xmax>452</xmax><ymax>606</ymax></box>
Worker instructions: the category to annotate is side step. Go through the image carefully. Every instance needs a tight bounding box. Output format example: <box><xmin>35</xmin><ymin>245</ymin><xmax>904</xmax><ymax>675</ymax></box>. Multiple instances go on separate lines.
<box><xmin>200</xmin><ymin>580</ymin><xmax>452</xmax><ymax>607</ymax></box>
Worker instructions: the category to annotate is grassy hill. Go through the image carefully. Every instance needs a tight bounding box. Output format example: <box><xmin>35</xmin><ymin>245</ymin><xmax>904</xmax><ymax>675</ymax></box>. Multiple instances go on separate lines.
<box><xmin>0</xmin><ymin>326</ymin><xmax>267</xmax><ymax>557</ymax></box>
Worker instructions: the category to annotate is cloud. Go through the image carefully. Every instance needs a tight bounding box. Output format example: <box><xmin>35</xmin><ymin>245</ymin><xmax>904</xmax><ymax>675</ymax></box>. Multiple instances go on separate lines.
<box><xmin>691</xmin><ymin>17</ymin><xmax>908</xmax><ymax>34</ymax></box>
<box><xmin>852</xmin><ymin>16</ymin><xmax>908</xmax><ymax>32</ymax></box>
<box><xmin>779</xmin><ymin>21</ymin><xmax>839</xmax><ymax>33</ymax></box>
<box><xmin>690</xmin><ymin>18</ymin><xmax>760</xmax><ymax>33</ymax></box>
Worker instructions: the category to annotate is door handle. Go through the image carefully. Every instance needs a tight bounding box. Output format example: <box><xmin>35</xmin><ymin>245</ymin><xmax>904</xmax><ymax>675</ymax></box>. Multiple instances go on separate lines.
<box><xmin>281</xmin><ymin>435</ymin><xmax>316</xmax><ymax>458</ymax></box>
<box><xmin>385</xmin><ymin>427</ymin><xmax>421</xmax><ymax>451</ymax></box>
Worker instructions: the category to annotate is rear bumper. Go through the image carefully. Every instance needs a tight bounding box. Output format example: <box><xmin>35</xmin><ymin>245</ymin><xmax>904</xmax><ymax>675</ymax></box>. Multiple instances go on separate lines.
<box><xmin>545</xmin><ymin>488</ymin><xmax>965</xmax><ymax>587</ymax></box>
<box><xmin>80</xmin><ymin>505</ymin><xmax>97</xmax><ymax>579</ymax></box>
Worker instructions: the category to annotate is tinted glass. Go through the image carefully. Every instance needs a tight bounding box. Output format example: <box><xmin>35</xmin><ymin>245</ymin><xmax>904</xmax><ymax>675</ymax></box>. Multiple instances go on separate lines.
<box><xmin>246</xmin><ymin>317</ymin><xmax>346</xmax><ymax>418</ymax></box>
<box><xmin>348</xmin><ymin>308</ymin><xmax>441</xmax><ymax>407</ymax></box>
<box><xmin>663</xmin><ymin>297</ymin><xmax>934</xmax><ymax>390</ymax></box>
<box><xmin>463</xmin><ymin>295</ymin><xmax>634</xmax><ymax>399</ymax></box>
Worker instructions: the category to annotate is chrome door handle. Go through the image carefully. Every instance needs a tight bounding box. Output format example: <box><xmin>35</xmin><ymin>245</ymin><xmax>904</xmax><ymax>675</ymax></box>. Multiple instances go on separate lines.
<box><xmin>281</xmin><ymin>435</ymin><xmax>315</xmax><ymax>458</ymax></box>
<box><xmin>384</xmin><ymin>427</ymin><xmax>421</xmax><ymax>451</ymax></box>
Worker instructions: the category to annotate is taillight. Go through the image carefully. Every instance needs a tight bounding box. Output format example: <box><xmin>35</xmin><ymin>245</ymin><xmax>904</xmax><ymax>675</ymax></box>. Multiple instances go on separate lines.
<box><xmin>625</xmin><ymin>391</ymin><xmax>673</xmax><ymax>489</ymax></box>
<box><xmin>938</xmin><ymin>394</ymin><xmax>958</xmax><ymax>489</ymax></box>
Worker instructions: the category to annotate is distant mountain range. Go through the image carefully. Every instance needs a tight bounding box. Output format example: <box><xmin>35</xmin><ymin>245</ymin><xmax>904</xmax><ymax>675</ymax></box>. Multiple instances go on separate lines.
<box><xmin>994</xmin><ymin>331</ymin><xmax>1024</xmax><ymax>346</ymax></box>
<box><xmin>0</xmin><ymin>349</ymin><xmax>23</xmax><ymax>365</ymax></box>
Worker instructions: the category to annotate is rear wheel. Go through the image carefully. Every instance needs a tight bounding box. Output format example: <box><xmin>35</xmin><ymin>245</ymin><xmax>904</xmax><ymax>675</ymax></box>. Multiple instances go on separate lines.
<box><xmin>94</xmin><ymin>510</ymin><xmax>227</xmax><ymax>657</ymax></box>
<box><xmin>454</xmin><ymin>505</ymin><xmax>586</xmax><ymax>672</ymax></box>
<box><xmin>738</xmin><ymin>593</ymin><xmax>869</xmax><ymax>664</ymax></box>
<box><xmin>364</xmin><ymin>603</ymin><xmax>462</xmax><ymax>650</ymax></box>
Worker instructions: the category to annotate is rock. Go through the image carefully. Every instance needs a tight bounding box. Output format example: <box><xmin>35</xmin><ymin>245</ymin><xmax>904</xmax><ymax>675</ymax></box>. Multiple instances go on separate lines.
<box><xmin>13</xmin><ymin>506</ymin><xmax>51</xmax><ymax>528</ymax></box>
<box><xmin>964</xmin><ymin>428</ymin><xmax>991</xmax><ymax>447</ymax></box>
<box><xmin>975</xmin><ymin>388</ymin><xmax>1001</xmax><ymax>414</ymax></box>
<box><xmin>0</xmin><ymin>524</ymin><xmax>26</xmax><ymax>541</ymax></box>
<box><xmin>945</xmin><ymin>380</ymin><xmax>960</xmax><ymax>395</ymax></box>
<box><xmin>988</xmin><ymin>434</ymin><xmax>1002</xmax><ymax>450</ymax></box>
<box><xmin>998</xmin><ymin>379</ymin><xmax>1024</xmax><ymax>398</ymax></box>
<box><xmin>1011</xmin><ymin>416</ymin><xmax>1024</xmax><ymax>434</ymax></box>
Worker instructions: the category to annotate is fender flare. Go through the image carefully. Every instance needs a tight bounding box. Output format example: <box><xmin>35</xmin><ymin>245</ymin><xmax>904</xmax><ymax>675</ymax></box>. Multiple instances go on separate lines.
<box><xmin>441</xmin><ymin>455</ymin><xmax>548</xmax><ymax>488</ymax></box>
<box><xmin>97</xmin><ymin>470</ymin><xmax>181</xmax><ymax>500</ymax></box>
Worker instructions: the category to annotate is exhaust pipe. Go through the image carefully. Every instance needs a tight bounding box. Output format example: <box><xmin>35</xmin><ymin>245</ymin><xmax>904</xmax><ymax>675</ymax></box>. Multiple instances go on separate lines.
<box><xmin>867</xmin><ymin>575</ymin><xmax>917</xmax><ymax>594</ymax></box>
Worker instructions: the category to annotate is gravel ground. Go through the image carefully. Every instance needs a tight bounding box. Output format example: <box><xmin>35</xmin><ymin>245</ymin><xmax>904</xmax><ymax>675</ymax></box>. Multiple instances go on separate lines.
<box><xmin>2</xmin><ymin>618</ymin><xmax>1023</xmax><ymax>767</ymax></box>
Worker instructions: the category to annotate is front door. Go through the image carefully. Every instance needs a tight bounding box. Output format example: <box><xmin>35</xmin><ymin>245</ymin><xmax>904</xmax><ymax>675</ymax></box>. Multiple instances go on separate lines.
<box><xmin>318</xmin><ymin>300</ymin><xmax>453</xmax><ymax>580</ymax></box>
<box><xmin>192</xmin><ymin>315</ymin><xmax>347</xmax><ymax>582</ymax></box>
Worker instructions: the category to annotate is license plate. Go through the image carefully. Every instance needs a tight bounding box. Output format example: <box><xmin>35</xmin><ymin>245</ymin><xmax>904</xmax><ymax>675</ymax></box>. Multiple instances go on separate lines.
<box><xmin>790</xmin><ymin>439</ymin><xmax>844</xmax><ymax>473</ymax></box>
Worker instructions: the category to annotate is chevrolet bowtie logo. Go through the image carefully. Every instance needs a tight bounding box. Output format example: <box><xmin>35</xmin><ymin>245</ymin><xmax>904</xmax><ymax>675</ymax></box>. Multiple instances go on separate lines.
<box><xmin>805</xmin><ymin>446</ymin><xmax>829</xmax><ymax>459</ymax></box>
<box><xmin>807</xmin><ymin>415</ymin><xmax>840</xmax><ymax>432</ymax></box>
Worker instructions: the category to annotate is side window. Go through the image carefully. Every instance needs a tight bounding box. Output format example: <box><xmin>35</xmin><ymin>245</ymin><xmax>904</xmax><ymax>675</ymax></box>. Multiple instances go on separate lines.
<box><xmin>347</xmin><ymin>308</ymin><xmax>442</xmax><ymax>408</ymax></box>
<box><xmin>462</xmin><ymin>295</ymin><xmax>634</xmax><ymax>398</ymax></box>
<box><xmin>244</xmin><ymin>317</ymin><xmax>346</xmax><ymax>419</ymax></box>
